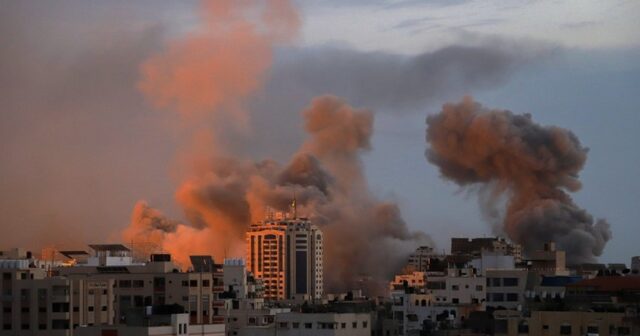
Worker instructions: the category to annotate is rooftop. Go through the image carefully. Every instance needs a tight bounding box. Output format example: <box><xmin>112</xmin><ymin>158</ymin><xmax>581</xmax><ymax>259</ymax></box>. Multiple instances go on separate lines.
<box><xmin>88</xmin><ymin>244</ymin><xmax>130</xmax><ymax>252</ymax></box>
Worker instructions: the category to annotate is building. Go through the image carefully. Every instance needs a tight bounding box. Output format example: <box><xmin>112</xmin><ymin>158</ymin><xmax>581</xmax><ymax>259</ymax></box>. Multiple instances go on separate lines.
<box><xmin>451</xmin><ymin>237</ymin><xmax>522</xmax><ymax>262</ymax></box>
<box><xmin>632</xmin><ymin>256</ymin><xmax>640</xmax><ymax>273</ymax></box>
<box><xmin>223</xmin><ymin>259</ymin><xmax>248</xmax><ymax>299</ymax></box>
<box><xmin>469</xmin><ymin>250</ymin><xmax>516</xmax><ymax>276</ymax></box>
<box><xmin>485</xmin><ymin>269</ymin><xmax>528</xmax><ymax>310</ymax></box>
<box><xmin>389</xmin><ymin>272</ymin><xmax>427</xmax><ymax>292</ymax></box>
<box><xmin>57</xmin><ymin>251</ymin><xmax>226</xmax><ymax>327</ymax></box>
<box><xmin>0</xmin><ymin>257</ymin><xmax>123</xmax><ymax>335</ymax></box>
<box><xmin>406</xmin><ymin>246</ymin><xmax>438</xmax><ymax>272</ymax></box>
<box><xmin>275</xmin><ymin>312</ymin><xmax>371</xmax><ymax>336</ymax></box>
<box><xmin>527</xmin><ymin>242</ymin><xmax>569</xmax><ymax>276</ymax></box>
<box><xmin>246</xmin><ymin>210</ymin><xmax>323</xmax><ymax>301</ymax></box>
<box><xmin>494</xmin><ymin>310</ymin><xmax>636</xmax><ymax>336</ymax></box>
<box><xmin>76</xmin><ymin>311</ymin><xmax>225</xmax><ymax>336</ymax></box>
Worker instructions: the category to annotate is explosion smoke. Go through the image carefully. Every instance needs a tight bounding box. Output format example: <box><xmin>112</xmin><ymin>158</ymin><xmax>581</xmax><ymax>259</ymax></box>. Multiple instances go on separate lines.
<box><xmin>127</xmin><ymin>96</ymin><xmax>430</xmax><ymax>292</ymax></box>
<box><xmin>425</xmin><ymin>96</ymin><xmax>611</xmax><ymax>264</ymax></box>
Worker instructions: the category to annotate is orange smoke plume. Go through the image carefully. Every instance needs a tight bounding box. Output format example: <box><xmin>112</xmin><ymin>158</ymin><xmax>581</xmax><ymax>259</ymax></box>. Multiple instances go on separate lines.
<box><xmin>138</xmin><ymin>0</ymin><xmax>299</xmax><ymax>122</ymax></box>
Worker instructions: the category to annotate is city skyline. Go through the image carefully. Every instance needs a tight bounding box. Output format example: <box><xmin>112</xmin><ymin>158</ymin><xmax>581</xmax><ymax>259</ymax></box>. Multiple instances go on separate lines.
<box><xmin>1</xmin><ymin>1</ymin><xmax>638</xmax><ymax>273</ymax></box>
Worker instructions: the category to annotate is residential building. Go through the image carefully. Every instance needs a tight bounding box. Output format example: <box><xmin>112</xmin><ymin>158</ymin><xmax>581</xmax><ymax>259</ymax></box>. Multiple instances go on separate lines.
<box><xmin>485</xmin><ymin>269</ymin><xmax>527</xmax><ymax>310</ymax></box>
<box><xmin>246</xmin><ymin>211</ymin><xmax>323</xmax><ymax>301</ymax></box>
<box><xmin>494</xmin><ymin>310</ymin><xmax>636</xmax><ymax>336</ymax></box>
<box><xmin>526</xmin><ymin>242</ymin><xmax>569</xmax><ymax>276</ymax></box>
<box><xmin>451</xmin><ymin>237</ymin><xmax>522</xmax><ymax>262</ymax></box>
<box><xmin>275</xmin><ymin>312</ymin><xmax>371</xmax><ymax>336</ymax></box>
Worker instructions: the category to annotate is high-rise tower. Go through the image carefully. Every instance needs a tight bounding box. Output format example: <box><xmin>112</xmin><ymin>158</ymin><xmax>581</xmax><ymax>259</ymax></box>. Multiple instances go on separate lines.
<box><xmin>246</xmin><ymin>208</ymin><xmax>323</xmax><ymax>301</ymax></box>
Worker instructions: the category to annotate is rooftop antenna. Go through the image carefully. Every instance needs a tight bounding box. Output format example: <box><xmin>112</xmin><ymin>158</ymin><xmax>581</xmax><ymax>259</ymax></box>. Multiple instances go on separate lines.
<box><xmin>291</xmin><ymin>189</ymin><xmax>297</xmax><ymax>219</ymax></box>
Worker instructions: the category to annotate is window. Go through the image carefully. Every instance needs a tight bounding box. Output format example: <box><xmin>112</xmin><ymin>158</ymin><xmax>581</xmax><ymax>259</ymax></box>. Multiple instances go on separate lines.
<box><xmin>52</xmin><ymin>319</ymin><xmax>70</xmax><ymax>330</ymax></box>
<box><xmin>560</xmin><ymin>324</ymin><xmax>572</xmax><ymax>335</ymax></box>
<box><xmin>202</xmin><ymin>280</ymin><xmax>210</xmax><ymax>287</ymax></box>
<box><xmin>88</xmin><ymin>306</ymin><xmax>94</xmax><ymax>312</ymax></box>
<box><xmin>341</xmin><ymin>323</ymin><xmax>346</xmax><ymax>329</ymax></box>
<box><xmin>39</xmin><ymin>324</ymin><xmax>47</xmax><ymax>330</ymax></box>
<box><xmin>292</xmin><ymin>322</ymin><xmax>300</xmax><ymax>329</ymax></box>
<box><xmin>476</xmin><ymin>285</ymin><xmax>483</xmax><ymax>291</ymax></box>
<box><xmin>363</xmin><ymin>321</ymin><xmax>368</xmax><ymax>328</ymax></box>
<box><xmin>182</xmin><ymin>280</ymin><xmax>189</xmax><ymax>287</ymax></box>
<box><xmin>278</xmin><ymin>322</ymin><xmax>288</xmax><ymax>329</ymax></box>
<box><xmin>452</xmin><ymin>285</ymin><xmax>459</xmax><ymax>291</ymax></box>
<box><xmin>133</xmin><ymin>280</ymin><xmax>144</xmax><ymax>288</ymax></box>
<box><xmin>506</xmin><ymin>293</ymin><xmax>519</xmax><ymax>302</ymax></box>
<box><xmin>492</xmin><ymin>293</ymin><xmax>504</xmax><ymax>302</ymax></box>
<box><xmin>587</xmin><ymin>326</ymin><xmax>599</xmax><ymax>334</ymax></box>
<box><xmin>190</xmin><ymin>280</ymin><xmax>198</xmax><ymax>287</ymax></box>
<box><xmin>542</xmin><ymin>325</ymin><xmax>549</xmax><ymax>330</ymax></box>
<box><xmin>118</xmin><ymin>280</ymin><xmax>131</xmax><ymax>288</ymax></box>
<box><xmin>3</xmin><ymin>324</ymin><xmax>10</xmax><ymax>330</ymax></box>
<box><xmin>518</xmin><ymin>322</ymin><xmax>529</xmax><ymax>334</ymax></box>
<box><xmin>2</xmin><ymin>273</ymin><xmax>10</xmax><ymax>280</ymax></box>
<box><xmin>304</xmin><ymin>323</ymin><xmax>312</xmax><ymax>329</ymax></box>
<box><xmin>353</xmin><ymin>322</ymin><xmax>358</xmax><ymax>328</ymax></box>
<box><xmin>21</xmin><ymin>324</ymin><xmax>29</xmax><ymax>330</ymax></box>
<box><xmin>503</xmin><ymin>278</ymin><xmax>518</xmax><ymax>287</ymax></box>
<box><xmin>452</xmin><ymin>298</ymin><xmax>459</xmax><ymax>304</ymax></box>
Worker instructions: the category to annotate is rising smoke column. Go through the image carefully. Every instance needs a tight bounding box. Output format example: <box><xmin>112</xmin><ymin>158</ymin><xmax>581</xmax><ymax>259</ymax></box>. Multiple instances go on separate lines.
<box><xmin>425</xmin><ymin>96</ymin><xmax>611</xmax><ymax>264</ymax></box>
<box><xmin>138</xmin><ymin>0</ymin><xmax>299</xmax><ymax>123</ymax></box>
<box><xmin>125</xmin><ymin>96</ymin><xmax>430</xmax><ymax>292</ymax></box>
<box><xmin>125</xmin><ymin>0</ymin><xmax>429</xmax><ymax>291</ymax></box>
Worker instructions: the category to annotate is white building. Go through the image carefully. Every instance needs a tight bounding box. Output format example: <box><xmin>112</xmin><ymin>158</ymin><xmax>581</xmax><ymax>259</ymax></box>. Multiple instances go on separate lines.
<box><xmin>485</xmin><ymin>269</ymin><xmax>528</xmax><ymax>310</ymax></box>
<box><xmin>224</xmin><ymin>259</ymin><xmax>248</xmax><ymax>299</ymax></box>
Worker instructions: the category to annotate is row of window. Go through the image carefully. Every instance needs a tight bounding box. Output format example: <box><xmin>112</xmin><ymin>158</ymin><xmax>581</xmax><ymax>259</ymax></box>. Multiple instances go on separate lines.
<box><xmin>277</xmin><ymin>321</ymin><xmax>368</xmax><ymax>329</ymax></box>
<box><xmin>487</xmin><ymin>293</ymin><xmax>519</xmax><ymax>302</ymax></box>
<box><xmin>487</xmin><ymin>277</ymin><xmax>519</xmax><ymax>287</ymax></box>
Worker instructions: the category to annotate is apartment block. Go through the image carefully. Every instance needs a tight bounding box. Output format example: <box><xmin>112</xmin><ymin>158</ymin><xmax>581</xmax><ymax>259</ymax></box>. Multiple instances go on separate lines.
<box><xmin>246</xmin><ymin>213</ymin><xmax>323</xmax><ymax>301</ymax></box>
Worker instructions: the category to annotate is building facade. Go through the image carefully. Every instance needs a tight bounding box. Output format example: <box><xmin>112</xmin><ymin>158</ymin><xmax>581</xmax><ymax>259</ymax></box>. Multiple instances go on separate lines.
<box><xmin>246</xmin><ymin>214</ymin><xmax>323</xmax><ymax>301</ymax></box>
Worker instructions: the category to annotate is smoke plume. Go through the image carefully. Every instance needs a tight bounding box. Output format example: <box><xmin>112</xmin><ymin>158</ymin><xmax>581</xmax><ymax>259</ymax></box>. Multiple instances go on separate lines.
<box><xmin>138</xmin><ymin>0</ymin><xmax>299</xmax><ymax>123</ymax></box>
<box><xmin>425</xmin><ymin>96</ymin><xmax>611</xmax><ymax>264</ymax></box>
<box><xmin>127</xmin><ymin>96</ymin><xmax>430</xmax><ymax>291</ymax></box>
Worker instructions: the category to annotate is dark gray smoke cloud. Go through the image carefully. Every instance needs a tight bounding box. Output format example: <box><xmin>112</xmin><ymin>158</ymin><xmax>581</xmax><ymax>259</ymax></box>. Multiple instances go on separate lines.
<box><xmin>243</xmin><ymin>43</ymin><xmax>543</xmax><ymax>159</ymax></box>
<box><xmin>425</xmin><ymin>96</ymin><xmax>611</xmax><ymax>264</ymax></box>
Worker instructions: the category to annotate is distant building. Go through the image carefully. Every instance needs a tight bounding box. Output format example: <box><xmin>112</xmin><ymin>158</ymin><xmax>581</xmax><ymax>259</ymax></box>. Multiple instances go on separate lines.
<box><xmin>223</xmin><ymin>259</ymin><xmax>247</xmax><ymax>299</ymax></box>
<box><xmin>246</xmin><ymin>208</ymin><xmax>323</xmax><ymax>301</ymax></box>
<box><xmin>406</xmin><ymin>246</ymin><xmax>438</xmax><ymax>272</ymax></box>
<box><xmin>632</xmin><ymin>256</ymin><xmax>640</xmax><ymax>273</ymax></box>
<box><xmin>451</xmin><ymin>237</ymin><xmax>522</xmax><ymax>262</ymax></box>
<box><xmin>485</xmin><ymin>269</ymin><xmax>528</xmax><ymax>310</ymax></box>
<box><xmin>275</xmin><ymin>312</ymin><xmax>371</xmax><ymax>336</ymax></box>
<box><xmin>527</xmin><ymin>242</ymin><xmax>569</xmax><ymax>276</ymax></box>
<box><xmin>494</xmin><ymin>310</ymin><xmax>636</xmax><ymax>336</ymax></box>
<box><xmin>389</xmin><ymin>272</ymin><xmax>427</xmax><ymax>292</ymax></box>
<box><xmin>55</xmin><ymin>250</ymin><xmax>226</xmax><ymax>329</ymax></box>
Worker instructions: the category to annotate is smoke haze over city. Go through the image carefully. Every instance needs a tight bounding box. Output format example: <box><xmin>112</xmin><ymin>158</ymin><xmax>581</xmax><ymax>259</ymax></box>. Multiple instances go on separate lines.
<box><xmin>1</xmin><ymin>0</ymin><xmax>639</xmax><ymax>277</ymax></box>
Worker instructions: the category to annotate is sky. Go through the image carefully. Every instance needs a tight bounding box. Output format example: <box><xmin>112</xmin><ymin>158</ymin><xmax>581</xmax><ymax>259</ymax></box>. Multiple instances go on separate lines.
<box><xmin>0</xmin><ymin>0</ymin><xmax>638</xmax><ymax>264</ymax></box>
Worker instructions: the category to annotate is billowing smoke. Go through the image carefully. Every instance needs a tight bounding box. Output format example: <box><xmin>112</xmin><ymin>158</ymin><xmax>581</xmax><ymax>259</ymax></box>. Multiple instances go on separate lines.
<box><xmin>122</xmin><ymin>201</ymin><xmax>179</xmax><ymax>259</ymax></box>
<box><xmin>121</xmin><ymin>0</ymin><xmax>429</xmax><ymax>292</ymax></box>
<box><xmin>425</xmin><ymin>96</ymin><xmax>611</xmax><ymax>264</ymax></box>
<box><xmin>127</xmin><ymin>96</ymin><xmax>430</xmax><ymax>291</ymax></box>
<box><xmin>138</xmin><ymin>0</ymin><xmax>299</xmax><ymax>124</ymax></box>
